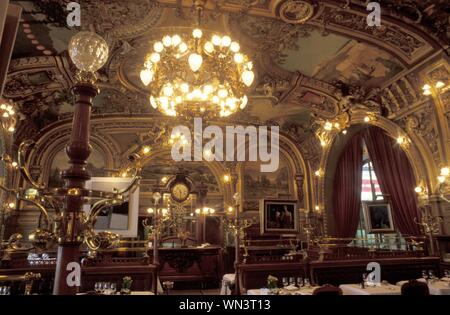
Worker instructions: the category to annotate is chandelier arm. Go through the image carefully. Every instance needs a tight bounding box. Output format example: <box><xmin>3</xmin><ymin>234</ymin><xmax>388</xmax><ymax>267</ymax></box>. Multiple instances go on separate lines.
<box><xmin>84</xmin><ymin>229</ymin><xmax>100</xmax><ymax>251</ymax></box>
<box><xmin>115</xmin><ymin>175</ymin><xmax>141</xmax><ymax>195</ymax></box>
<box><xmin>87</xmin><ymin>199</ymin><xmax>114</xmax><ymax>224</ymax></box>
<box><xmin>18</xmin><ymin>140</ymin><xmax>41</xmax><ymax>189</ymax></box>
<box><xmin>17</xmin><ymin>197</ymin><xmax>51</xmax><ymax>231</ymax></box>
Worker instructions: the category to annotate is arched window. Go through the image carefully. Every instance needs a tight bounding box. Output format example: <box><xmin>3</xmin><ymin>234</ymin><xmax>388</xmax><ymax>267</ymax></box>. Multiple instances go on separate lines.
<box><xmin>355</xmin><ymin>140</ymin><xmax>406</xmax><ymax>249</ymax></box>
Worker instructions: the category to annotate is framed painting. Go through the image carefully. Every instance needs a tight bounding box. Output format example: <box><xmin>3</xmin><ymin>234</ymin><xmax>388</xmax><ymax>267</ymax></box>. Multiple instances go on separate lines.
<box><xmin>83</xmin><ymin>177</ymin><xmax>140</xmax><ymax>237</ymax></box>
<box><xmin>362</xmin><ymin>201</ymin><xmax>395</xmax><ymax>233</ymax></box>
<box><xmin>259</xmin><ymin>199</ymin><xmax>298</xmax><ymax>235</ymax></box>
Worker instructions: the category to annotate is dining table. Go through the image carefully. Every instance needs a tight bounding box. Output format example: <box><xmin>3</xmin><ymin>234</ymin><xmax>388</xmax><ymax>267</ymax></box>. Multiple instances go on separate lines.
<box><xmin>247</xmin><ymin>286</ymin><xmax>320</xmax><ymax>296</ymax></box>
<box><xmin>339</xmin><ymin>283</ymin><xmax>401</xmax><ymax>295</ymax></box>
<box><xmin>396</xmin><ymin>278</ymin><xmax>450</xmax><ymax>295</ymax></box>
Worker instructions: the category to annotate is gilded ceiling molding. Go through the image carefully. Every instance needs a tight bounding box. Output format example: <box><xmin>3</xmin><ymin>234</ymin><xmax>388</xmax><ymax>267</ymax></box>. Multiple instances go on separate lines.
<box><xmin>419</xmin><ymin>60</ymin><xmax>450</xmax><ymax>172</ymax></box>
<box><xmin>81</xmin><ymin>0</ymin><xmax>164</xmax><ymax>39</ymax></box>
<box><xmin>27</xmin><ymin>130</ymin><xmax>116</xmax><ymax>187</ymax></box>
<box><xmin>3</xmin><ymin>56</ymin><xmax>72</xmax><ymax>99</ymax></box>
<box><xmin>162</xmin><ymin>0</ymin><xmax>442</xmax><ymax>66</ymax></box>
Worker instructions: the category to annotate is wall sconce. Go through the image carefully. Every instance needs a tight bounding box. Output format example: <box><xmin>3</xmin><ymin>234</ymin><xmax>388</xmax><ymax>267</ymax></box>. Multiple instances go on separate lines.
<box><xmin>422</xmin><ymin>80</ymin><xmax>448</xmax><ymax>96</ymax></box>
<box><xmin>0</xmin><ymin>99</ymin><xmax>17</xmax><ymax>133</ymax></box>
<box><xmin>223</xmin><ymin>174</ymin><xmax>231</xmax><ymax>183</ymax></box>
<box><xmin>314</xmin><ymin>169</ymin><xmax>323</xmax><ymax>177</ymax></box>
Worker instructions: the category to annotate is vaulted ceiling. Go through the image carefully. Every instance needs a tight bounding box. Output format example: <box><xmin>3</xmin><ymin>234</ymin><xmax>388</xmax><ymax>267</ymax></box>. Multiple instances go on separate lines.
<box><xmin>4</xmin><ymin>0</ymin><xmax>449</xmax><ymax>144</ymax></box>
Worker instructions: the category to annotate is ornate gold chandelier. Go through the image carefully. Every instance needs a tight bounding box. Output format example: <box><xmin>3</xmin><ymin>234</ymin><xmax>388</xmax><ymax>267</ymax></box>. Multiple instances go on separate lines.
<box><xmin>140</xmin><ymin>4</ymin><xmax>254</xmax><ymax>118</ymax></box>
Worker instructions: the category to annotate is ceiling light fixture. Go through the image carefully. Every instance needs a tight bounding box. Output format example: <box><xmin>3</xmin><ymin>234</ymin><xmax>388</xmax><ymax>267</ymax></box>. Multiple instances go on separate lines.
<box><xmin>140</xmin><ymin>1</ymin><xmax>254</xmax><ymax>118</ymax></box>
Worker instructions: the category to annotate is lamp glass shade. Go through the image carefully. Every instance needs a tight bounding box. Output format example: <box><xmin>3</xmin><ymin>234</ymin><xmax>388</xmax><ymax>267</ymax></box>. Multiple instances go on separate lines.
<box><xmin>68</xmin><ymin>31</ymin><xmax>109</xmax><ymax>72</ymax></box>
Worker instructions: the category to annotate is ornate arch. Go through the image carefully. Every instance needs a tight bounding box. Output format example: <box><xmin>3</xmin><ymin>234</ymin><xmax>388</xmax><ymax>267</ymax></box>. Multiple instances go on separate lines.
<box><xmin>319</xmin><ymin>110</ymin><xmax>433</xmax><ymax>235</ymax></box>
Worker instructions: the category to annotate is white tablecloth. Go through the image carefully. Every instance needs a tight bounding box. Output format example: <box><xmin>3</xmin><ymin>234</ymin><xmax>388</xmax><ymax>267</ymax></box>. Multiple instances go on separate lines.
<box><xmin>339</xmin><ymin>284</ymin><xmax>401</xmax><ymax>295</ymax></box>
<box><xmin>247</xmin><ymin>287</ymin><xmax>318</xmax><ymax>295</ymax></box>
<box><xmin>130</xmin><ymin>291</ymin><xmax>154</xmax><ymax>295</ymax></box>
<box><xmin>396</xmin><ymin>279</ymin><xmax>450</xmax><ymax>295</ymax></box>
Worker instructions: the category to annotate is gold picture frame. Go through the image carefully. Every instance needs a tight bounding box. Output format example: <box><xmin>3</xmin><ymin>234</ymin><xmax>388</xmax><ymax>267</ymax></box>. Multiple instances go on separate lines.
<box><xmin>362</xmin><ymin>201</ymin><xmax>395</xmax><ymax>233</ymax></box>
<box><xmin>260</xmin><ymin>199</ymin><xmax>298</xmax><ymax>235</ymax></box>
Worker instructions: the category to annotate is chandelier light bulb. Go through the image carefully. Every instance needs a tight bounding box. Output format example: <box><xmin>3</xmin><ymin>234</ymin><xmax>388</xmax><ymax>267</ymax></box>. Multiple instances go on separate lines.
<box><xmin>140</xmin><ymin>69</ymin><xmax>153</xmax><ymax>86</ymax></box>
<box><xmin>414</xmin><ymin>186</ymin><xmax>423</xmax><ymax>194</ymax></box>
<box><xmin>162</xmin><ymin>35</ymin><xmax>172</xmax><ymax>47</ymax></box>
<box><xmin>221</xmin><ymin>36</ymin><xmax>231</xmax><ymax>47</ymax></box>
<box><xmin>435</xmin><ymin>81</ymin><xmax>445</xmax><ymax>89</ymax></box>
<box><xmin>150</xmin><ymin>52</ymin><xmax>160</xmax><ymax>63</ymax></box>
<box><xmin>171</xmin><ymin>35</ymin><xmax>182</xmax><ymax>46</ymax></box>
<box><xmin>212</xmin><ymin>35</ymin><xmax>221</xmax><ymax>46</ymax></box>
<box><xmin>203</xmin><ymin>85</ymin><xmax>213</xmax><ymax>94</ymax></box>
<box><xmin>180</xmin><ymin>83</ymin><xmax>189</xmax><ymax>93</ymax></box>
<box><xmin>192</xmin><ymin>28</ymin><xmax>203</xmax><ymax>39</ymax></box>
<box><xmin>240</xmin><ymin>95</ymin><xmax>248</xmax><ymax>109</ymax></box>
<box><xmin>242</xmin><ymin>70</ymin><xmax>254</xmax><ymax>87</ymax></box>
<box><xmin>422</xmin><ymin>84</ymin><xmax>431</xmax><ymax>90</ymax></box>
<box><xmin>218</xmin><ymin>89</ymin><xmax>228</xmax><ymax>98</ymax></box>
<box><xmin>154</xmin><ymin>41</ymin><xmax>164</xmax><ymax>52</ymax></box>
<box><xmin>204</xmin><ymin>41</ymin><xmax>214</xmax><ymax>54</ymax></box>
<box><xmin>423</xmin><ymin>89</ymin><xmax>432</xmax><ymax>96</ymax></box>
<box><xmin>193</xmin><ymin>89</ymin><xmax>203</xmax><ymax>99</ymax></box>
<box><xmin>188</xmin><ymin>53</ymin><xmax>203</xmax><ymax>72</ymax></box>
<box><xmin>234</xmin><ymin>53</ymin><xmax>244</xmax><ymax>63</ymax></box>
<box><xmin>230</xmin><ymin>42</ymin><xmax>240</xmax><ymax>53</ymax></box>
<box><xmin>163</xmin><ymin>85</ymin><xmax>174</xmax><ymax>97</ymax></box>
<box><xmin>438</xmin><ymin>176</ymin><xmax>446</xmax><ymax>184</ymax></box>
<box><xmin>150</xmin><ymin>96</ymin><xmax>157</xmax><ymax>109</ymax></box>
<box><xmin>212</xmin><ymin>96</ymin><xmax>220</xmax><ymax>103</ymax></box>
<box><xmin>179</xmin><ymin>42</ymin><xmax>188</xmax><ymax>53</ymax></box>
<box><xmin>441</xmin><ymin>167</ymin><xmax>450</xmax><ymax>177</ymax></box>
<box><xmin>246</xmin><ymin>61</ymin><xmax>253</xmax><ymax>70</ymax></box>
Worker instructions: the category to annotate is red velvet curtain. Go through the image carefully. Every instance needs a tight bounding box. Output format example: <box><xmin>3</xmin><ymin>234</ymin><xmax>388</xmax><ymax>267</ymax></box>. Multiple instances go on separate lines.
<box><xmin>332</xmin><ymin>133</ymin><xmax>363</xmax><ymax>238</ymax></box>
<box><xmin>363</xmin><ymin>127</ymin><xmax>421</xmax><ymax>236</ymax></box>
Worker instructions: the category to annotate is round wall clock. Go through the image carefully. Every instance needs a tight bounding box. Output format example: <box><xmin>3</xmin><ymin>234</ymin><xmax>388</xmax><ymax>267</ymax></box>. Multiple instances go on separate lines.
<box><xmin>170</xmin><ymin>182</ymin><xmax>190</xmax><ymax>203</ymax></box>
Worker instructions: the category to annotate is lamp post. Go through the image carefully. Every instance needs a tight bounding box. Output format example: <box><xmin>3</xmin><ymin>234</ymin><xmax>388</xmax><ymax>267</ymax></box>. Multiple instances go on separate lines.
<box><xmin>53</xmin><ymin>31</ymin><xmax>109</xmax><ymax>295</ymax></box>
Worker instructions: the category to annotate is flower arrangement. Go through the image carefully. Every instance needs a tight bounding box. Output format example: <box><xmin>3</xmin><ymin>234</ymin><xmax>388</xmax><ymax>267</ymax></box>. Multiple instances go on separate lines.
<box><xmin>267</xmin><ymin>275</ymin><xmax>278</xmax><ymax>289</ymax></box>
<box><xmin>121</xmin><ymin>276</ymin><xmax>133</xmax><ymax>294</ymax></box>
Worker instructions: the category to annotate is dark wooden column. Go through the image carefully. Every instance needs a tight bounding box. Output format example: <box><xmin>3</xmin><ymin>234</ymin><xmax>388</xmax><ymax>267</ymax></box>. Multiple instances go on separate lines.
<box><xmin>53</xmin><ymin>83</ymin><xmax>98</xmax><ymax>295</ymax></box>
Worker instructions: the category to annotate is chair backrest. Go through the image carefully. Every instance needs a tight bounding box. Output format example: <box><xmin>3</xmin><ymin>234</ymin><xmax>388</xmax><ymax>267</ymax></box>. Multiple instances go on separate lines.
<box><xmin>401</xmin><ymin>280</ymin><xmax>429</xmax><ymax>296</ymax></box>
<box><xmin>313</xmin><ymin>284</ymin><xmax>342</xmax><ymax>295</ymax></box>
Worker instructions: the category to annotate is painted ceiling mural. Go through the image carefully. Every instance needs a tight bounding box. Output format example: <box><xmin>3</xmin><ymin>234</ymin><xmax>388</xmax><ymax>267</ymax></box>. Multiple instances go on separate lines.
<box><xmin>2</xmin><ymin>0</ymin><xmax>448</xmax><ymax>182</ymax></box>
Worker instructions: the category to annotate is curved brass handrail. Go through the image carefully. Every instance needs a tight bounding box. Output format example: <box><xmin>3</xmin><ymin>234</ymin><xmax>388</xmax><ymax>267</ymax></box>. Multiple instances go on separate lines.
<box><xmin>18</xmin><ymin>140</ymin><xmax>41</xmax><ymax>189</ymax></box>
<box><xmin>17</xmin><ymin>197</ymin><xmax>51</xmax><ymax>230</ymax></box>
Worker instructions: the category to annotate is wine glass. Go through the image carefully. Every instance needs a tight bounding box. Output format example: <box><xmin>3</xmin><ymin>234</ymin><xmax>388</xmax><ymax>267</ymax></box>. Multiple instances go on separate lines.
<box><xmin>289</xmin><ymin>277</ymin><xmax>296</xmax><ymax>286</ymax></box>
<box><xmin>282</xmin><ymin>277</ymin><xmax>288</xmax><ymax>287</ymax></box>
<box><xmin>297</xmin><ymin>277</ymin><xmax>303</xmax><ymax>287</ymax></box>
<box><xmin>103</xmin><ymin>282</ymin><xmax>111</xmax><ymax>295</ymax></box>
<box><xmin>94</xmin><ymin>282</ymin><xmax>101</xmax><ymax>293</ymax></box>
<box><xmin>444</xmin><ymin>269</ymin><xmax>449</xmax><ymax>278</ymax></box>
<box><xmin>421</xmin><ymin>270</ymin><xmax>428</xmax><ymax>279</ymax></box>
<box><xmin>304</xmin><ymin>278</ymin><xmax>310</xmax><ymax>288</ymax></box>
<box><xmin>428</xmin><ymin>270</ymin><xmax>435</xmax><ymax>281</ymax></box>
<box><xmin>110</xmin><ymin>283</ymin><xmax>117</xmax><ymax>295</ymax></box>
<box><xmin>0</xmin><ymin>286</ymin><xmax>4</xmax><ymax>295</ymax></box>
<box><xmin>5</xmin><ymin>287</ymin><xmax>10</xmax><ymax>295</ymax></box>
